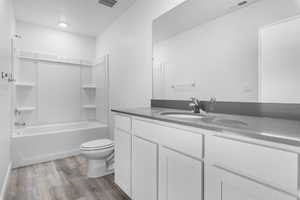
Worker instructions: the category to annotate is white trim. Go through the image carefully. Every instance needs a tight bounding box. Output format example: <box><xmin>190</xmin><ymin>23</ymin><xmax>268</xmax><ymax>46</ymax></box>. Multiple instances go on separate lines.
<box><xmin>260</xmin><ymin>14</ymin><xmax>300</xmax><ymax>30</ymax></box>
<box><xmin>105</xmin><ymin>55</ymin><xmax>110</xmax><ymax>126</ymax></box>
<box><xmin>258</xmin><ymin>14</ymin><xmax>300</xmax><ymax>102</ymax></box>
<box><xmin>258</xmin><ymin>28</ymin><xmax>263</xmax><ymax>102</ymax></box>
<box><xmin>12</xmin><ymin>150</ymin><xmax>80</xmax><ymax>169</ymax></box>
<box><xmin>0</xmin><ymin>163</ymin><xmax>12</xmax><ymax>200</ymax></box>
<box><xmin>94</xmin><ymin>54</ymin><xmax>110</xmax><ymax>125</ymax></box>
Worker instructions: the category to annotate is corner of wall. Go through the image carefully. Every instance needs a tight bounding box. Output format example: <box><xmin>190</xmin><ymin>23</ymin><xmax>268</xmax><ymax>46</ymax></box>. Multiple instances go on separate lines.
<box><xmin>0</xmin><ymin>163</ymin><xmax>12</xmax><ymax>200</ymax></box>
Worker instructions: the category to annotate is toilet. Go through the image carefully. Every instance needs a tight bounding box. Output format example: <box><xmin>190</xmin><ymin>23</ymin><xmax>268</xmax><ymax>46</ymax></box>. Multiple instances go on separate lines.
<box><xmin>80</xmin><ymin>139</ymin><xmax>114</xmax><ymax>178</ymax></box>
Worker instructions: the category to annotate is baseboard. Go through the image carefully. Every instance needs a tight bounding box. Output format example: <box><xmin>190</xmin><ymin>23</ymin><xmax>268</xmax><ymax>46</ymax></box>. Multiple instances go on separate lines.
<box><xmin>0</xmin><ymin>163</ymin><xmax>12</xmax><ymax>200</ymax></box>
<box><xmin>12</xmin><ymin>150</ymin><xmax>81</xmax><ymax>169</ymax></box>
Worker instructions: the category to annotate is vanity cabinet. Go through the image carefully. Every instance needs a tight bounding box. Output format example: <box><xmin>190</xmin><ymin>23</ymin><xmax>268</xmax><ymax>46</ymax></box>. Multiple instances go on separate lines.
<box><xmin>159</xmin><ymin>147</ymin><xmax>203</xmax><ymax>200</ymax></box>
<box><xmin>131</xmin><ymin>118</ymin><xmax>204</xmax><ymax>200</ymax></box>
<box><xmin>114</xmin><ymin>115</ymin><xmax>132</xmax><ymax>197</ymax></box>
<box><xmin>113</xmin><ymin>113</ymin><xmax>300</xmax><ymax>200</ymax></box>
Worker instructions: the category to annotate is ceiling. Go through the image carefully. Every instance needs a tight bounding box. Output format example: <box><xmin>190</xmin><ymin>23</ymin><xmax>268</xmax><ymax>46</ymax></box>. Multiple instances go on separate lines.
<box><xmin>153</xmin><ymin>0</ymin><xmax>261</xmax><ymax>43</ymax></box>
<box><xmin>13</xmin><ymin>0</ymin><xmax>136</xmax><ymax>37</ymax></box>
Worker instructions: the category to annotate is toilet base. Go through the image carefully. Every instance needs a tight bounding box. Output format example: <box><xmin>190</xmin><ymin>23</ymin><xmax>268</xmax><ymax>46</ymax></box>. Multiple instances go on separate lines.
<box><xmin>87</xmin><ymin>159</ymin><xmax>113</xmax><ymax>178</ymax></box>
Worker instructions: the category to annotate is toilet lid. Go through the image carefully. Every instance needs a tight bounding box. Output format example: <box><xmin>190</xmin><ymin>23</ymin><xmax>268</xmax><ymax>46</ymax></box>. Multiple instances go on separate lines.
<box><xmin>81</xmin><ymin>139</ymin><xmax>114</xmax><ymax>150</ymax></box>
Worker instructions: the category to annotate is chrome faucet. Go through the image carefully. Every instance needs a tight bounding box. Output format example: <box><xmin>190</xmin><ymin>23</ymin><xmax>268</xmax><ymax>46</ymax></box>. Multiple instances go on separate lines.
<box><xmin>189</xmin><ymin>97</ymin><xmax>217</xmax><ymax>114</ymax></box>
<box><xmin>189</xmin><ymin>97</ymin><xmax>202</xmax><ymax>113</ymax></box>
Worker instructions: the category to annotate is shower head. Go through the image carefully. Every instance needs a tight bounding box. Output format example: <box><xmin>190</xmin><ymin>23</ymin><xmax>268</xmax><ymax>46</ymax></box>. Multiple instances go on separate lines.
<box><xmin>98</xmin><ymin>0</ymin><xmax>117</xmax><ymax>7</ymax></box>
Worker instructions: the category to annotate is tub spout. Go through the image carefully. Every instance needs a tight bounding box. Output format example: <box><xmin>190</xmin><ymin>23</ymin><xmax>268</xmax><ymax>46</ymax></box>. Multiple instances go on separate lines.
<box><xmin>15</xmin><ymin>122</ymin><xmax>26</xmax><ymax>126</ymax></box>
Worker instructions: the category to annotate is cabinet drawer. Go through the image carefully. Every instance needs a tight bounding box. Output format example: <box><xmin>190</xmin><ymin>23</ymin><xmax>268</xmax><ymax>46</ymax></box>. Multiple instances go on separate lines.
<box><xmin>115</xmin><ymin>115</ymin><xmax>131</xmax><ymax>132</ymax></box>
<box><xmin>206</xmin><ymin>136</ymin><xmax>299</xmax><ymax>191</ymax></box>
<box><xmin>132</xmin><ymin>119</ymin><xmax>203</xmax><ymax>159</ymax></box>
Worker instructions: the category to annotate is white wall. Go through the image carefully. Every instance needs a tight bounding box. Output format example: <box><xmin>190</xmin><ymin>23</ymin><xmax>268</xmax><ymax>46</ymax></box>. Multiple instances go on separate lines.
<box><xmin>0</xmin><ymin>0</ymin><xmax>15</xmax><ymax>196</ymax></box>
<box><xmin>16</xmin><ymin>21</ymin><xmax>96</xmax><ymax>60</ymax></box>
<box><xmin>96</xmin><ymin>0</ymin><xmax>186</xmax><ymax>137</ymax></box>
<box><xmin>153</xmin><ymin>0</ymin><xmax>300</xmax><ymax>102</ymax></box>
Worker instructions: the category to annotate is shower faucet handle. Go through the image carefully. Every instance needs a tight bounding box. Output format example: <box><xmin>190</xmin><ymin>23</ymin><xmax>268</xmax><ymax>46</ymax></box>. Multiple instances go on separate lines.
<box><xmin>190</xmin><ymin>97</ymin><xmax>200</xmax><ymax>106</ymax></box>
<box><xmin>1</xmin><ymin>72</ymin><xmax>15</xmax><ymax>82</ymax></box>
<box><xmin>1</xmin><ymin>72</ymin><xmax>8</xmax><ymax>80</ymax></box>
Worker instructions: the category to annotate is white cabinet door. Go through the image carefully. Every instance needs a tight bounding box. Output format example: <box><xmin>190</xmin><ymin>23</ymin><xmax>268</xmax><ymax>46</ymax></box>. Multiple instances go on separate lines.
<box><xmin>114</xmin><ymin>128</ymin><xmax>131</xmax><ymax>197</ymax></box>
<box><xmin>132</xmin><ymin>136</ymin><xmax>158</xmax><ymax>200</ymax></box>
<box><xmin>159</xmin><ymin>147</ymin><xmax>203</xmax><ymax>200</ymax></box>
<box><xmin>205</xmin><ymin>166</ymin><xmax>297</xmax><ymax>200</ymax></box>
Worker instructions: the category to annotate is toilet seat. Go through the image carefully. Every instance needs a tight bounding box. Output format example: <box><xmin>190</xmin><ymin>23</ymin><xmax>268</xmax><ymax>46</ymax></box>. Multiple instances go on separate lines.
<box><xmin>80</xmin><ymin>139</ymin><xmax>114</xmax><ymax>151</ymax></box>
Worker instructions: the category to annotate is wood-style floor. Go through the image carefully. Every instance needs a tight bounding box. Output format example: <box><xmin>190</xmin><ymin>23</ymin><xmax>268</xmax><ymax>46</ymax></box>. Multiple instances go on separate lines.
<box><xmin>5</xmin><ymin>156</ymin><xmax>131</xmax><ymax>200</ymax></box>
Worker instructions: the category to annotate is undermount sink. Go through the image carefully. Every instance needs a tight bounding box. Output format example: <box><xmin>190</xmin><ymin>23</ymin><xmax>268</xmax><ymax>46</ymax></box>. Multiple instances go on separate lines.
<box><xmin>160</xmin><ymin>112</ymin><xmax>206</xmax><ymax>119</ymax></box>
<box><xmin>159</xmin><ymin>112</ymin><xmax>248</xmax><ymax>127</ymax></box>
<box><xmin>215</xmin><ymin>119</ymin><xmax>248</xmax><ymax>127</ymax></box>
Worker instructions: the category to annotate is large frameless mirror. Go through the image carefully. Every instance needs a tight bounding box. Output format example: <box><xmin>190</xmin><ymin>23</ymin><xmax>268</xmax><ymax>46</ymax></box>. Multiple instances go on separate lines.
<box><xmin>152</xmin><ymin>0</ymin><xmax>300</xmax><ymax>103</ymax></box>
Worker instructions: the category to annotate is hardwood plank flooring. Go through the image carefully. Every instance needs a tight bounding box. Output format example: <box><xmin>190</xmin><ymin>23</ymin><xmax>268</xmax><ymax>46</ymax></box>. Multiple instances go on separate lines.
<box><xmin>5</xmin><ymin>156</ymin><xmax>130</xmax><ymax>200</ymax></box>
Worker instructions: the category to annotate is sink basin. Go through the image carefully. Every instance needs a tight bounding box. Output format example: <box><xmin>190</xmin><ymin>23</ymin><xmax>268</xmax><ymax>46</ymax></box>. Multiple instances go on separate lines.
<box><xmin>215</xmin><ymin>119</ymin><xmax>248</xmax><ymax>127</ymax></box>
<box><xmin>160</xmin><ymin>112</ymin><xmax>206</xmax><ymax>119</ymax></box>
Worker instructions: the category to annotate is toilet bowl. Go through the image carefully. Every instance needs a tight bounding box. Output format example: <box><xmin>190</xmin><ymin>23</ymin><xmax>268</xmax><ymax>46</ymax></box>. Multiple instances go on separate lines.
<box><xmin>80</xmin><ymin>139</ymin><xmax>114</xmax><ymax>178</ymax></box>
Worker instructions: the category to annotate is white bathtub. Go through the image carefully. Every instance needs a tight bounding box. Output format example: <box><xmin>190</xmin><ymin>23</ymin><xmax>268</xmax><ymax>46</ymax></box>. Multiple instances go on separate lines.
<box><xmin>12</xmin><ymin>121</ymin><xmax>108</xmax><ymax>168</ymax></box>
<box><xmin>14</xmin><ymin>121</ymin><xmax>104</xmax><ymax>136</ymax></box>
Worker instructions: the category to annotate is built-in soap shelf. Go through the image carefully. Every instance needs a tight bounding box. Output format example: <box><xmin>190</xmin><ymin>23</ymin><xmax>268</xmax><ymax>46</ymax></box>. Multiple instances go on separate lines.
<box><xmin>17</xmin><ymin>51</ymin><xmax>93</xmax><ymax>67</ymax></box>
<box><xmin>15</xmin><ymin>107</ymin><xmax>36</xmax><ymax>112</ymax></box>
<box><xmin>82</xmin><ymin>84</ymin><xmax>96</xmax><ymax>89</ymax></box>
<box><xmin>83</xmin><ymin>105</ymin><xmax>97</xmax><ymax>109</ymax></box>
<box><xmin>15</xmin><ymin>82</ymin><xmax>35</xmax><ymax>87</ymax></box>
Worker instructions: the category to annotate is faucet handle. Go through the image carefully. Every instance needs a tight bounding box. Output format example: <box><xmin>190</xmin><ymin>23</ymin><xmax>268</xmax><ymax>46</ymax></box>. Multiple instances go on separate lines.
<box><xmin>209</xmin><ymin>97</ymin><xmax>217</xmax><ymax>104</ymax></box>
<box><xmin>205</xmin><ymin>97</ymin><xmax>216</xmax><ymax>113</ymax></box>
<box><xmin>189</xmin><ymin>102</ymin><xmax>196</xmax><ymax>107</ymax></box>
<box><xmin>190</xmin><ymin>97</ymin><xmax>200</xmax><ymax>105</ymax></box>
<box><xmin>189</xmin><ymin>101</ymin><xmax>201</xmax><ymax>113</ymax></box>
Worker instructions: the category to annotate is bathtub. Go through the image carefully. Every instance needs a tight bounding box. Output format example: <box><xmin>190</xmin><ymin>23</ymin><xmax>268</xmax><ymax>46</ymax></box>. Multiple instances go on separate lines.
<box><xmin>12</xmin><ymin>121</ymin><xmax>108</xmax><ymax>168</ymax></box>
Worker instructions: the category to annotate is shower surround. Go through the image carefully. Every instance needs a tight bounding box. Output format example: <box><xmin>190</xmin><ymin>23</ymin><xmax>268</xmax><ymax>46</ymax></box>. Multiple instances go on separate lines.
<box><xmin>11</xmin><ymin>50</ymin><xmax>109</xmax><ymax>168</ymax></box>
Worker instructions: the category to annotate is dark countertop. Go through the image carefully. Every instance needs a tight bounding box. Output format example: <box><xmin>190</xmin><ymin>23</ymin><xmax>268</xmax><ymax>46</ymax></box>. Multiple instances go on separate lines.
<box><xmin>112</xmin><ymin>107</ymin><xmax>300</xmax><ymax>147</ymax></box>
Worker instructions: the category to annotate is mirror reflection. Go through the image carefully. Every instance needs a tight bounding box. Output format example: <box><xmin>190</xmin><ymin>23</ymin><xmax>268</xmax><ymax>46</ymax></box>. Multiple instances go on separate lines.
<box><xmin>152</xmin><ymin>0</ymin><xmax>300</xmax><ymax>103</ymax></box>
